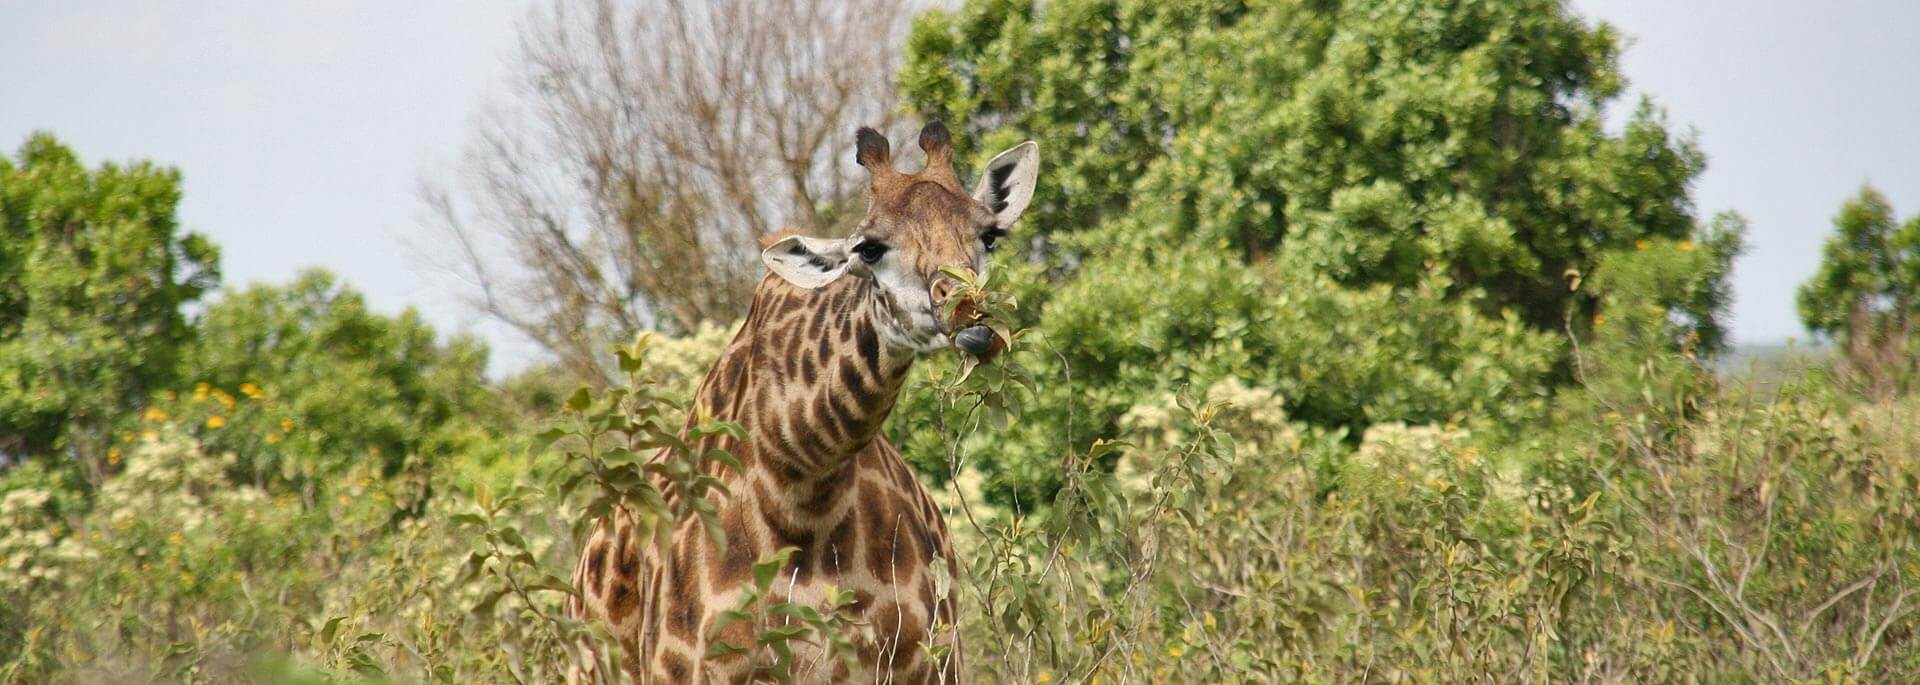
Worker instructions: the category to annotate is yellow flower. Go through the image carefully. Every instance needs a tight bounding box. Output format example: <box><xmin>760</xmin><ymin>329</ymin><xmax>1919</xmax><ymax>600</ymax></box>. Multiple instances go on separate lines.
<box><xmin>266</xmin><ymin>433</ymin><xmax>283</xmax><ymax>445</ymax></box>
<box><xmin>1036</xmin><ymin>673</ymin><xmax>1055</xmax><ymax>684</ymax></box>
<box><xmin>142</xmin><ymin>407</ymin><xmax>168</xmax><ymax>422</ymax></box>
<box><xmin>205</xmin><ymin>416</ymin><xmax>226</xmax><ymax>429</ymax></box>
<box><xmin>1167</xmin><ymin>645</ymin><xmax>1186</xmax><ymax>658</ymax></box>
<box><xmin>1634</xmin><ymin>239</ymin><xmax>1650</xmax><ymax>250</ymax></box>
<box><xmin>141</xmin><ymin>430</ymin><xmax>159</xmax><ymax>441</ymax></box>
<box><xmin>168</xmin><ymin>532</ymin><xmax>185</xmax><ymax>546</ymax></box>
<box><xmin>1678</xmin><ymin>240</ymin><xmax>1695</xmax><ymax>252</ymax></box>
<box><xmin>107</xmin><ymin>447</ymin><xmax>122</xmax><ymax>465</ymax></box>
<box><xmin>213</xmin><ymin>390</ymin><xmax>236</xmax><ymax>410</ymax></box>
<box><xmin>193</xmin><ymin>382</ymin><xmax>210</xmax><ymax>399</ymax></box>
<box><xmin>280</xmin><ymin>417</ymin><xmax>295</xmax><ymax>433</ymax></box>
<box><xmin>1594</xmin><ymin>314</ymin><xmax>1606</xmax><ymax>326</ymax></box>
<box><xmin>239</xmin><ymin>383</ymin><xmax>264</xmax><ymax>399</ymax></box>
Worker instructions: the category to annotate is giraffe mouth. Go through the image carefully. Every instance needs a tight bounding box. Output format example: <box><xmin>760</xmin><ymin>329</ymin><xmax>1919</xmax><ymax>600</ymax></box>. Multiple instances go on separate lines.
<box><xmin>945</xmin><ymin>298</ymin><xmax>1005</xmax><ymax>361</ymax></box>
<box><xmin>955</xmin><ymin>324</ymin><xmax>998</xmax><ymax>356</ymax></box>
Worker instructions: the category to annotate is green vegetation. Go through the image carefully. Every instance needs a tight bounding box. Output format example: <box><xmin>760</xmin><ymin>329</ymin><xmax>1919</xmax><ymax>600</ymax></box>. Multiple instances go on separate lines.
<box><xmin>1798</xmin><ymin>186</ymin><xmax>1920</xmax><ymax>396</ymax></box>
<box><xmin>0</xmin><ymin>134</ymin><xmax>219</xmax><ymax>478</ymax></box>
<box><xmin>3</xmin><ymin>0</ymin><xmax>1919</xmax><ymax>682</ymax></box>
<box><xmin>895</xmin><ymin>0</ymin><xmax>1743</xmax><ymax>505</ymax></box>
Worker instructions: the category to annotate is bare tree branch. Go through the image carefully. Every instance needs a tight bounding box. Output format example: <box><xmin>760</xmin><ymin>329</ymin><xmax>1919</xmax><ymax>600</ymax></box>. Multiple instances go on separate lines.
<box><xmin>420</xmin><ymin>0</ymin><xmax>918</xmax><ymax>384</ymax></box>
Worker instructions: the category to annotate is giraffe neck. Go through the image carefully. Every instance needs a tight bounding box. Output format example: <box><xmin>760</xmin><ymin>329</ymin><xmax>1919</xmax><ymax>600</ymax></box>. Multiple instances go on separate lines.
<box><xmin>693</xmin><ymin>274</ymin><xmax>918</xmax><ymax>483</ymax></box>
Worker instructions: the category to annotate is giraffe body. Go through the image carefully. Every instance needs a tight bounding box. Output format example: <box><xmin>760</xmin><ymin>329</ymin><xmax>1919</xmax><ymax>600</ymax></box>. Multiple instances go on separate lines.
<box><xmin>566</xmin><ymin>122</ymin><xmax>1039</xmax><ymax>683</ymax></box>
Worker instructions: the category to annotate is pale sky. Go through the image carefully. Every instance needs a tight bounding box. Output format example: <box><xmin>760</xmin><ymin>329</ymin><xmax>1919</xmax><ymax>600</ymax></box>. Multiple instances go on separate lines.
<box><xmin>4</xmin><ymin>1</ymin><xmax>1917</xmax><ymax>373</ymax></box>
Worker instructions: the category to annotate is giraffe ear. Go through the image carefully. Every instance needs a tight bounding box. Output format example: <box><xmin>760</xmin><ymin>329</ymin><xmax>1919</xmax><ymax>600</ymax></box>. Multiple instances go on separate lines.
<box><xmin>973</xmin><ymin>141</ymin><xmax>1039</xmax><ymax>229</ymax></box>
<box><xmin>761</xmin><ymin>234</ymin><xmax>861</xmax><ymax>290</ymax></box>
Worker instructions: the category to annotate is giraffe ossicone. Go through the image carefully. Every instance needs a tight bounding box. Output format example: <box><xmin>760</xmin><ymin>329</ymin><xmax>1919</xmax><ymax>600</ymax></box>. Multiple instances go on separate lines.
<box><xmin>567</xmin><ymin>121</ymin><xmax>1039</xmax><ymax>684</ymax></box>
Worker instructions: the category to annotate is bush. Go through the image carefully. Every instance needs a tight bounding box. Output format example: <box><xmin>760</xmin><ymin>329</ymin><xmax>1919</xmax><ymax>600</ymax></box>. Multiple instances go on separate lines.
<box><xmin>6</xmin><ymin>309</ymin><xmax>1920</xmax><ymax>681</ymax></box>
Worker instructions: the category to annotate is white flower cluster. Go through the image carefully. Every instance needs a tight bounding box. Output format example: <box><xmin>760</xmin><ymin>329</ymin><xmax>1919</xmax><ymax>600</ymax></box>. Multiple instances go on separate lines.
<box><xmin>0</xmin><ymin>487</ymin><xmax>92</xmax><ymax>593</ymax></box>
<box><xmin>640</xmin><ymin>321</ymin><xmax>736</xmax><ymax>396</ymax></box>
<box><xmin>1119</xmin><ymin>377</ymin><xmax>1297</xmax><ymax>453</ymax></box>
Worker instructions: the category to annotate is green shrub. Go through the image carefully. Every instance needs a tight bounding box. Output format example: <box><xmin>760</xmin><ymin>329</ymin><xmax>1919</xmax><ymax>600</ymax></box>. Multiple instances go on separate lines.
<box><xmin>6</xmin><ymin>305</ymin><xmax>1920</xmax><ymax>682</ymax></box>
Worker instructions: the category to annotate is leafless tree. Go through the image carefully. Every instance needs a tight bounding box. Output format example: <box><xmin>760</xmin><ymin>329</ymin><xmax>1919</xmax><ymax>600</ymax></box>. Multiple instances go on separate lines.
<box><xmin>422</xmin><ymin>0</ymin><xmax>918</xmax><ymax>384</ymax></box>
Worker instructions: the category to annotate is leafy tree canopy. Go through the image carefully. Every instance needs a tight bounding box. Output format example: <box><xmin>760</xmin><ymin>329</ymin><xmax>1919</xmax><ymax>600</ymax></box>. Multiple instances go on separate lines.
<box><xmin>1797</xmin><ymin>186</ymin><xmax>1920</xmax><ymax>393</ymax></box>
<box><xmin>1799</xmin><ymin>186</ymin><xmax>1920</xmax><ymax>339</ymax></box>
<box><xmin>899</xmin><ymin>0</ymin><xmax>1744</xmax><ymax>503</ymax></box>
<box><xmin>0</xmin><ymin>134</ymin><xmax>219</xmax><ymax>469</ymax></box>
<box><xmin>171</xmin><ymin>269</ymin><xmax>504</xmax><ymax>492</ymax></box>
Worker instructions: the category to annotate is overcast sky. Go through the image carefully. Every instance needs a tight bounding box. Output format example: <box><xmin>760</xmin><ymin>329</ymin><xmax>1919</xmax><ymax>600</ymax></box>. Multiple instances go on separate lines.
<box><xmin>3</xmin><ymin>1</ymin><xmax>1917</xmax><ymax>373</ymax></box>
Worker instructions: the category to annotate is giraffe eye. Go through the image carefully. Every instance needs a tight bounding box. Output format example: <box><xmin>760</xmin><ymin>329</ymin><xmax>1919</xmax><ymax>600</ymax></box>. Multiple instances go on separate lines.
<box><xmin>854</xmin><ymin>241</ymin><xmax>890</xmax><ymax>264</ymax></box>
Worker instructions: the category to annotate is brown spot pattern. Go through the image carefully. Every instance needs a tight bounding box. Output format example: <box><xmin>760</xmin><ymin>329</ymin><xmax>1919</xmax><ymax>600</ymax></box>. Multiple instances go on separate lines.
<box><xmin>565</xmin><ymin>123</ymin><xmax>983</xmax><ymax>684</ymax></box>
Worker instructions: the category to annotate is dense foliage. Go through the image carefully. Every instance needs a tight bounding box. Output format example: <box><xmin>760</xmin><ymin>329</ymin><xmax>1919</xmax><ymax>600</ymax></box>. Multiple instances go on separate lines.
<box><xmin>895</xmin><ymin>0</ymin><xmax>1745</xmax><ymax>504</ymax></box>
<box><xmin>4</xmin><ymin>0</ymin><xmax>1919</xmax><ymax>682</ymax></box>
<box><xmin>7</xmin><ymin>301</ymin><xmax>1919</xmax><ymax>681</ymax></box>
<box><xmin>0</xmin><ymin>135</ymin><xmax>219</xmax><ymax>475</ymax></box>
<box><xmin>170</xmin><ymin>270</ymin><xmax>506</xmax><ymax>496</ymax></box>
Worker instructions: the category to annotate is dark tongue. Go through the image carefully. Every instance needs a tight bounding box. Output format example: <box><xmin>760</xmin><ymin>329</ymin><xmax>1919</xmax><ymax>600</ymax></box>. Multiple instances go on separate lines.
<box><xmin>955</xmin><ymin>324</ymin><xmax>996</xmax><ymax>354</ymax></box>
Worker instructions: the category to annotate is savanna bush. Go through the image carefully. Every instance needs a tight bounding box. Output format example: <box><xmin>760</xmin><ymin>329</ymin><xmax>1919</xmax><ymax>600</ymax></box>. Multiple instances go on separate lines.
<box><xmin>5</xmin><ymin>310</ymin><xmax>1920</xmax><ymax>682</ymax></box>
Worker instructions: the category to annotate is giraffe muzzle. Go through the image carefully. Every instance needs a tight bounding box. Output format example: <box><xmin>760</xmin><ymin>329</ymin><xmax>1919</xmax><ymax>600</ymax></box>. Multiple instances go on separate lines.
<box><xmin>935</xmin><ymin>275</ymin><xmax>1002</xmax><ymax>359</ymax></box>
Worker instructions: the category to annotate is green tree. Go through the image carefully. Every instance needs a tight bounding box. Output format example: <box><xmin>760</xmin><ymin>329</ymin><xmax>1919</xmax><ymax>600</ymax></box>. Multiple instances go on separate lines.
<box><xmin>165</xmin><ymin>269</ymin><xmax>506</xmax><ymax>497</ymax></box>
<box><xmin>0</xmin><ymin>134</ymin><xmax>219</xmax><ymax>474</ymax></box>
<box><xmin>897</xmin><ymin>0</ymin><xmax>1744</xmax><ymax>503</ymax></box>
<box><xmin>1797</xmin><ymin>186</ymin><xmax>1920</xmax><ymax>394</ymax></box>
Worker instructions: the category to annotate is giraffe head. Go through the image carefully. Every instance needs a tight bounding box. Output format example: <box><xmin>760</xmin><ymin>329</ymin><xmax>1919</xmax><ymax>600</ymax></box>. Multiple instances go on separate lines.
<box><xmin>761</xmin><ymin>121</ymin><xmax>1039</xmax><ymax>359</ymax></box>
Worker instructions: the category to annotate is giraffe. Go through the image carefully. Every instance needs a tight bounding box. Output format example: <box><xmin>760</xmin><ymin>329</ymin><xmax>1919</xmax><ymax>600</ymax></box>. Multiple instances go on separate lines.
<box><xmin>565</xmin><ymin>121</ymin><xmax>1040</xmax><ymax>684</ymax></box>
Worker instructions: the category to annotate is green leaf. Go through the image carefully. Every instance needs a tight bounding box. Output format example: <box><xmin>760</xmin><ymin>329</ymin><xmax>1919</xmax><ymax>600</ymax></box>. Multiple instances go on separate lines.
<box><xmin>499</xmin><ymin>527</ymin><xmax>528</xmax><ymax>550</ymax></box>
<box><xmin>760</xmin><ymin>625</ymin><xmax>810</xmax><ymax>641</ymax></box>
<box><xmin>566</xmin><ymin>386</ymin><xmax>594</xmax><ymax>412</ymax></box>
<box><xmin>601</xmin><ymin>447</ymin><xmax>641</xmax><ymax>465</ymax></box>
<box><xmin>702</xmin><ymin>447</ymin><xmax>744</xmax><ymax>471</ymax></box>
<box><xmin>709</xmin><ymin>609</ymin><xmax>754</xmax><ymax>637</ymax></box>
<box><xmin>317</xmin><ymin>616</ymin><xmax>347</xmax><ymax>645</ymax></box>
<box><xmin>769</xmin><ymin>603</ymin><xmax>824</xmax><ymax>624</ymax></box>
<box><xmin>470</xmin><ymin>588</ymin><xmax>509</xmax><ymax>616</ymax></box>
<box><xmin>618</xmin><ymin>347</ymin><xmax>644</xmax><ymax>373</ymax></box>
<box><xmin>527</xmin><ymin>574</ymin><xmax>576</xmax><ymax>595</ymax></box>
<box><xmin>559</xmin><ymin>470</ymin><xmax>591</xmax><ymax>499</ymax></box>
<box><xmin>937</xmin><ymin>264</ymin><xmax>978</xmax><ymax>287</ymax></box>
<box><xmin>753</xmin><ymin>547</ymin><xmax>799</xmax><ymax>593</ymax></box>
<box><xmin>529</xmin><ymin>427</ymin><xmax>569</xmax><ymax>456</ymax></box>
